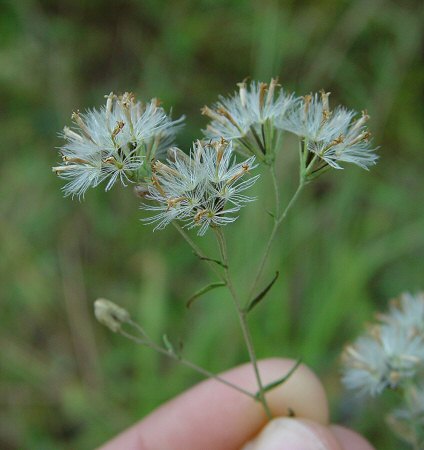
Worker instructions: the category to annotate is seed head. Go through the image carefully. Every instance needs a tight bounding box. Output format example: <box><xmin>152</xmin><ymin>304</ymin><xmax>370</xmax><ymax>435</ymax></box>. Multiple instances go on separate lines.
<box><xmin>141</xmin><ymin>139</ymin><xmax>259</xmax><ymax>235</ymax></box>
<box><xmin>94</xmin><ymin>298</ymin><xmax>130</xmax><ymax>333</ymax></box>
<box><xmin>53</xmin><ymin>93</ymin><xmax>184</xmax><ymax>198</ymax></box>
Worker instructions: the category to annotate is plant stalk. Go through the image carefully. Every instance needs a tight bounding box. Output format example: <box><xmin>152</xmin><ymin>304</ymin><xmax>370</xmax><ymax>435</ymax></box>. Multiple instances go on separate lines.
<box><xmin>247</xmin><ymin>177</ymin><xmax>304</xmax><ymax>306</ymax></box>
<box><xmin>120</xmin><ymin>329</ymin><xmax>255</xmax><ymax>399</ymax></box>
<box><xmin>214</xmin><ymin>227</ymin><xmax>273</xmax><ymax>419</ymax></box>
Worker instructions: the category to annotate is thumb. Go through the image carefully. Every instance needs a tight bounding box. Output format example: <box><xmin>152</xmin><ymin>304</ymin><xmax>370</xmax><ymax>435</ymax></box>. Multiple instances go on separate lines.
<box><xmin>242</xmin><ymin>417</ymin><xmax>343</xmax><ymax>450</ymax></box>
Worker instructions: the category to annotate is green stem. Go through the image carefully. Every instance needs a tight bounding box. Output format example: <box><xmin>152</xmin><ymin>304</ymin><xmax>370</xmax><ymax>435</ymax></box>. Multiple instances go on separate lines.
<box><xmin>214</xmin><ymin>227</ymin><xmax>273</xmax><ymax>420</ymax></box>
<box><xmin>120</xmin><ymin>329</ymin><xmax>255</xmax><ymax>399</ymax></box>
<box><xmin>239</xmin><ymin>136</ymin><xmax>266</xmax><ymax>162</ymax></box>
<box><xmin>247</xmin><ymin>178</ymin><xmax>304</xmax><ymax>306</ymax></box>
<box><xmin>249</xmin><ymin>125</ymin><xmax>266</xmax><ymax>155</ymax></box>
<box><xmin>271</xmin><ymin>164</ymin><xmax>281</xmax><ymax>218</ymax></box>
<box><xmin>172</xmin><ymin>222</ymin><xmax>222</xmax><ymax>280</ymax></box>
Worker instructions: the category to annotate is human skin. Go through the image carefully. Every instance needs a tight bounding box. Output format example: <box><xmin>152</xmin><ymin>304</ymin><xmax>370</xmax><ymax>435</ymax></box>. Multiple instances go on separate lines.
<box><xmin>99</xmin><ymin>358</ymin><xmax>374</xmax><ymax>450</ymax></box>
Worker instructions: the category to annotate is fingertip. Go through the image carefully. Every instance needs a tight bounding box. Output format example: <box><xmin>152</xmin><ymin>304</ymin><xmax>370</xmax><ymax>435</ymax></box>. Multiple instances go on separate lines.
<box><xmin>242</xmin><ymin>417</ymin><xmax>343</xmax><ymax>450</ymax></box>
<box><xmin>258</xmin><ymin>358</ymin><xmax>329</xmax><ymax>425</ymax></box>
<box><xmin>330</xmin><ymin>425</ymin><xmax>375</xmax><ymax>450</ymax></box>
<box><xmin>99</xmin><ymin>358</ymin><xmax>330</xmax><ymax>450</ymax></box>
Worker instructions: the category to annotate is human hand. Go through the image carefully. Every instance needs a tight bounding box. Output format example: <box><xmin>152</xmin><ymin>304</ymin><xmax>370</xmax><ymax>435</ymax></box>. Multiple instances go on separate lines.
<box><xmin>100</xmin><ymin>358</ymin><xmax>374</xmax><ymax>450</ymax></box>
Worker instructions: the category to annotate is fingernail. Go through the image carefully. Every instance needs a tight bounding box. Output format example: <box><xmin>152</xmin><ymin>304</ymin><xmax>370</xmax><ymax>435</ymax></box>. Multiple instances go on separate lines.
<box><xmin>241</xmin><ymin>418</ymin><xmax>332</xmax><ymax>450</ymax></box>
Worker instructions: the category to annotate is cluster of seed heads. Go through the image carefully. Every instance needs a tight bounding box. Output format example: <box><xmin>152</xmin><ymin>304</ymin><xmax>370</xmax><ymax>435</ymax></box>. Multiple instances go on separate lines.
<box><xmin>53</xmin><ymin>79</ymin><xmax>377</xmax><ymax>234</ymax></box>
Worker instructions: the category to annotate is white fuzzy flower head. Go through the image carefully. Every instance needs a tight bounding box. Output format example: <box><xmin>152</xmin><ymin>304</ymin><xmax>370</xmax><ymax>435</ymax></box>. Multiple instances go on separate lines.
<box><xmin>141</xmin><ymin>139</ymin><xmax>259</xmax><ymax>236</ymax></box>
<box><xmin>342</xmin><ymin>324</ymin><xmax>424</xmax><ymax>397</ymax></box>
<box><xmin>379</xmin><ymin>292</ymin><xmax>424</xmax><ymax>337</ymax></box>
<box><xmin>202</xmin><ymin>78</ymin><xmax>296</xmax><ymax>161</ymax></box>
<box><xmin>53</xmin><ymin>92</ymin><xmax>184</xmax><ymax>198</ymax></box>
<box><xmin>280</xmin><ymin>90</ymin><xmax>378</xmax><ymax>170</ymax></box>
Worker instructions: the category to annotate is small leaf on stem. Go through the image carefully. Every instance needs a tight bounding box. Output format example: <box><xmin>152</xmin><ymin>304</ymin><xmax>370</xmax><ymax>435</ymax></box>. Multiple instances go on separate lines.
<box><xmin>246</xmin><ymin>271</ymin><xmax>280</xmax><ymax>313</ymax></box>
<box><xmin>254</xmin><ymin>359</ymin><xmax>302</xmax><ymax>399</ymax></box>
<box><xmin>186</xmin><ymin>281</ymin><xmax>226</xmax><ymax>308</ymax></box>
<box><xmin>162</xmin><ymin>334</ymin><xmax>176</xmax><ymax>355</ymax></box>
<box><xmin>192</xmin><ymin>251</ymin><xmax>228</xmax><ymax>268</ymax></box>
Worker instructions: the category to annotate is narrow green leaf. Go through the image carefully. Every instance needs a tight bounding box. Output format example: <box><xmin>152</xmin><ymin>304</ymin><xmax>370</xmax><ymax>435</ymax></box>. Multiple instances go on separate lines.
<box><xmin>255</xmin><ymin>359</ymin><xmax>302</xmax><ymax>399</ymax></box>
<box><xmin>192</xmin><ymin>251</ymin><xmax>228</xmax><ymax>268</ymax></box>
<box><xmin>186</xmin><ymin>281</ymin><xmax>226</xmax><ymax>308</ymax></box>
<box><xmin>246</xmin><ymin>271</ymin><xmax>280</xmax><ymax>313</ymax></box>
<box><xmin>266</xmin><ymin>209</ymin><xmax>275</xmax><ymax>219</ymax></box>
<box><xmin>162</xmin><ymin>334</ymin><xmax>175</xmax><ymax>355</ymax></box>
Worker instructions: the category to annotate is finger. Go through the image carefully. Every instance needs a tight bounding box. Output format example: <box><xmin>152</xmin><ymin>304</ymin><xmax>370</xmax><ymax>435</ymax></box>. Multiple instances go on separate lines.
<box><xmin>241</xmin><ymin>418</ymin><xmax>343</xmax><ymax>450</ymax></box>
<box><xmin>330</xmin><ymin>425</ymin><xmax>375</xmax><ymax>450</ymax></box>
<box><xmin>99</xmin><ymin>358</ymin><xmax>329</xmax><ymax>450</ymax></box>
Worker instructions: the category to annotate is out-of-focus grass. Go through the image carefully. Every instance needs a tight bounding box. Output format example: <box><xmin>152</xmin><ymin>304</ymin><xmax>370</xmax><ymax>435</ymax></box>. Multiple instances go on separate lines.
<box><xmin>1</xmin><ymin>0</ymin><xmax>423</xmax><ymax>448</ymax></box>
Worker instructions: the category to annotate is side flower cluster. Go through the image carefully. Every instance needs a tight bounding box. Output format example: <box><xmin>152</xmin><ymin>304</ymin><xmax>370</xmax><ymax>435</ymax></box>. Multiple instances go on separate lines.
<box><xmin>53</xmin><ymin>92</ymin><xmax>184</xmax><ymax>198</ymax></box>
<box><xmin>141</xmin><ymin>139</ymin><xmax>259</xmax><ymax>235</ymax></box>
<box><xmin>202</xmin><ymin>79</ymin><xmax>377</xmax><ymax>172</ymax></box>
<box><xmin>342</xmin><ymin>292</ymin><xmax>424</xmax><ymax>397</ymax></box>
<box><xmin>280</xmin><ymin>92</ymin><xmax>377</xmax><ymax>170</ymax></box>
<box><xmin>202</xmin><ymin>78</ymin><xmax>295</xmax><ymax>161</ymax></box>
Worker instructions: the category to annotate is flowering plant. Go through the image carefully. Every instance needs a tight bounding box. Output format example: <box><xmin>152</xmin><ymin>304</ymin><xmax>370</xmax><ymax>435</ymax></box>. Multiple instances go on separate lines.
<box><xmin>52</xmin><ymin>79</ymin><xmax>424</xmax><ymax>446</ymax></box>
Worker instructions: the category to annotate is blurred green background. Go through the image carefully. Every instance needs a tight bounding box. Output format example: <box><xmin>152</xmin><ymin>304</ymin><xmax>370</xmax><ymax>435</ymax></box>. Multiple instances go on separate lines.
<box><xmin>1</xmin><ymin>0</ymin><xmax>423</xmax><ymax>448</ymax></box>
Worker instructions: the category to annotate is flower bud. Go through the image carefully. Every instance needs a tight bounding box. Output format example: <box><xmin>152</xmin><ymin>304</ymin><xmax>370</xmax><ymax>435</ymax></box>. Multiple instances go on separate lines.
<box><xmin>94</xmin><ymin>298</ymin><xmax>130</xmax><ymax>332</ymax></box>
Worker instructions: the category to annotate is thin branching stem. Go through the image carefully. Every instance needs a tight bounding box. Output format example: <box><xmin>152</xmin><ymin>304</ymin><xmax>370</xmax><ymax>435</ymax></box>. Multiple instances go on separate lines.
<box><xmin>247</xmin><ymin>176</ymin><xmax>304</xmax><ymax>306</ymax></box>
<box><xmin>214</xmin><ymin>227</ymin><xmax>273</xmax><ymax>419</ymax></box>
<box><xmin>271</xmin><ymin>164</ymin><xmax>281</xmax><ymax>218</ymax></box>
<box><xmin>119</xmin><ymin>329</ymin><xmax>255</xmax><ymax>398</ymax></box>
<box><xmin>172</xmin><ymin>222</ymin><xmax>223</xmax><ymax>280</ymax></box>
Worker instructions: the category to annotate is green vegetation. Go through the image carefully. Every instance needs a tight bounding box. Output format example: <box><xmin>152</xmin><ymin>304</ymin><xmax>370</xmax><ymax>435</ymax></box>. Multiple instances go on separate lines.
<box><xmin>1</xmin><ymin>1</ymin><xmax>423</xmax><ymax>448</ymax></box>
